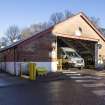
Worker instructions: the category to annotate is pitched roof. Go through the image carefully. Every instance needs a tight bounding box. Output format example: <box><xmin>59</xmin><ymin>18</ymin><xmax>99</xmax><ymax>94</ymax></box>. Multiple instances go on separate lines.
<box><xmin>0</xmin><ymin>27</ymin><xmax>53</xmax><ymax>52</ymax></box>
<box><xmin>0</xmin><ymin>12</ymin><xmax>105</xmax><ymax>52</ymax></box>
<box><xmin>79</xmin><ymin>12</ymin><xmax>105</xmax><ymax>42</ymax></box>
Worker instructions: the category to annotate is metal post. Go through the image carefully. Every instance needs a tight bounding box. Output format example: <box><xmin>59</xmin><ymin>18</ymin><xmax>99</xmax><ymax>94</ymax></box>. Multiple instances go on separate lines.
<box><xmin>95</xmin><ymin>43</ymin><xmax>98</xmax><ymax>68</ymax></box>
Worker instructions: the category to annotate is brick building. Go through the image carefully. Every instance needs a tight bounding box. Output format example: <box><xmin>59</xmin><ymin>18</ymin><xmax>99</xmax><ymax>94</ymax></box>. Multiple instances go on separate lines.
<box><xmin>0</xmin><ymin>12</ymin><xmax>105</xmax><ymax>75</ymax></box>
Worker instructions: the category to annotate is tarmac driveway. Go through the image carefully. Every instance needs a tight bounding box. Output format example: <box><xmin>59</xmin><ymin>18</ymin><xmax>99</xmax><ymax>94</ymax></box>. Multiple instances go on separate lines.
<box><xmin>0</xmin><ymin>73</ymin><xmax>28</xmax><ymax>87</ymax></box>
<box><xmin>0</xmin><ymin>72</ymin><xmax>105</xmax><ymax>105</ymax></box>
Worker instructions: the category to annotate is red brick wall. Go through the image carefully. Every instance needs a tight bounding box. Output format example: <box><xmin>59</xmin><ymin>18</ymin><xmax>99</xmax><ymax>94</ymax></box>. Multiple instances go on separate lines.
<box><xmin>0</xmin><ymin>48</ymin><xmax>15</xmax><ymax>62</ymax></box>
<box><xmin>0</xmin><ymin>30</ymin><xmax>56</xmax><ymax>62</ymax></box>
<box><xmin>16</xmin><ymin>33</ymin><xmax>55</xmax><ymax>62</ymax></box>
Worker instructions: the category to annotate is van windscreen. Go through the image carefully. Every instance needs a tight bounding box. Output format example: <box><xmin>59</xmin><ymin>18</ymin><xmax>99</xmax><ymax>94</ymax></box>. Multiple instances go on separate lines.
<box><xmin>66</xmin><ymin>51</ymin><xmax>79</xmax><ymax>57</ymax></box>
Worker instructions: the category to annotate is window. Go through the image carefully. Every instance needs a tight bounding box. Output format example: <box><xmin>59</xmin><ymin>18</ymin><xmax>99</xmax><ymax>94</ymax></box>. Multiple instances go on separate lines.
<box><xmin>66</xmin><ymin>51</ymin><xmax>79</xmax><ymax>57</ymax></box>
<box><xmin>79</xmin><ymin>27</ymin><xmax>82</xmax><ymax>33</ymax></box>
<box><xmin>75</xmin><ymin>27</ymin><xmax>82</xmax><ymax>36</ymax></box>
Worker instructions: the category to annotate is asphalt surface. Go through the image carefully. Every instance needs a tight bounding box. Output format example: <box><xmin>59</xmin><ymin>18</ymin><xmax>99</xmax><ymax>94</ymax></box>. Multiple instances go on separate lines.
<box><xmin>0</xmin><ymin>72</ymin><xmax>105</xmax><ymax>105</ymax></box>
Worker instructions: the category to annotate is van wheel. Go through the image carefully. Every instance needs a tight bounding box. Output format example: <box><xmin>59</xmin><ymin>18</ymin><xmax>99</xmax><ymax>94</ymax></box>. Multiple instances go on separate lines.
<box><xmin>78</xmin><ymin>67</ymin><xmax>83</xmax><ymax>70</ymax></box>
<box><xmin>64</xmin><ymin>63</ymin><xmax>69</xmax><ymax>70</ymax></box>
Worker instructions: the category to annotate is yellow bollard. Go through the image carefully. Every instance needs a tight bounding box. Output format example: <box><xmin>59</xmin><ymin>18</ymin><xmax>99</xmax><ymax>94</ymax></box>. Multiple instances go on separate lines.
<box><xmin>29</xmin><ymin>63</ymin><xmax>36</xmax><ymax>80</ymax></box>
<box><xmin>29</xmin><ymin>63</ymin><xmax>33</xmax><ymax>80</ymax></box>
<box><xmin>33</xmin><ymin>63</ymin><xmax>36</xmax><ymax>80</ymax></box>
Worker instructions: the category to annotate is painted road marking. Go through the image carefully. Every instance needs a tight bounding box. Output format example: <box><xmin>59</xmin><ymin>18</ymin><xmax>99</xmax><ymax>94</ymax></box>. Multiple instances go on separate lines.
<box><xmin>66</xmin><ymin>73</ymin><xmax>81</xmax><ymax>76</ymax></box>
<box><xmin>75</xmin><ymin>79</ymin><xmax>96</xmax><ymax>83</ymax></box>
<box><xmin>69</xmin><ymin>75</ymin><xmax>102</xmax><ymax>80</ymax></box>
<box><xmin>82</xmin><ymin>83</ymin><xmax>105</xmax><ymax>88</ymax></box>
<box><xmin>63</xmin><ymin>71</ymin><xmax>78</xmax><ymax>74</ymax></box>
<box><xmin>68</xmin><ymin>73</ymin><xmax>105</xmax><ymax>98</ymax></box>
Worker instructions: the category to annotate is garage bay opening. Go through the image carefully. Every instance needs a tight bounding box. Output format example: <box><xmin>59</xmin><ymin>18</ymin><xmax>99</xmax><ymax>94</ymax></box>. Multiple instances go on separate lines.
<box><xmin>57</xmin><ymin>36</ymin><xmax>97</xmax><ymax>70</ymax></box>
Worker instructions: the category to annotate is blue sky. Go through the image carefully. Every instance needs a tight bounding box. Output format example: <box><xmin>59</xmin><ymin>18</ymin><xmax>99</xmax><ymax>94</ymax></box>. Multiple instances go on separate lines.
<box><xmin>0</xmin><ymin>0</ymin><xmax>105</xmax><ymax>37</ymax></box>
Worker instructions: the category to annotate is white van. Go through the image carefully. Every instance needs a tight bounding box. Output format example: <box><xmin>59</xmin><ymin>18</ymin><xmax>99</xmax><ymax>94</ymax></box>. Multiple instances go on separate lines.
<box><xmin>58</xmin><ymin>47</ymin><xmax>85</xmax><ymax>69</ymax></box>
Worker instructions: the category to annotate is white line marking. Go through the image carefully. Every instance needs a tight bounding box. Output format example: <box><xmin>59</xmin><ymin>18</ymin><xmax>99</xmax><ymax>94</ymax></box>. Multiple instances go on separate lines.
<box><xmin>66</xmin><ymin>73</ymin><xmax>81</xmax><ymax>76</ymax></box>
<box><xmin>82</xmin><ymin>83</ymin><xmax>105</xmax><ymax>88</ymax></box>
<box><xmin>70</xmin><ymin>76</ymin><xmax>102</xmax><ymax>80</ymax></box>
<box><xmin>63</xmin><ymin>71</ymin><xmax>78</xmax><ymax>74</ymax></box>
<box><xmin>75</xmin><ymin>80</ymin><xmax>96</xmax><ymax>83</ymax></box>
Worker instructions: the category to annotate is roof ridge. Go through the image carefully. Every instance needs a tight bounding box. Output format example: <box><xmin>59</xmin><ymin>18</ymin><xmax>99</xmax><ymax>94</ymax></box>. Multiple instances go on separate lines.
<box><xmin>80</xmin><ymin>13</ymin><xmax>105</xmax><ymax>42</ymax></box>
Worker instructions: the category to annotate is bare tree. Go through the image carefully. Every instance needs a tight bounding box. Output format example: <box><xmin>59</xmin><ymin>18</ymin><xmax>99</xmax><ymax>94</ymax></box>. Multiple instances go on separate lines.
<box><xmin>0</xmin><ymin>37</ymin><xmax>8</xmax><ymax>48</ymax></box>
<box><xmin>22</xmin><ymin>10</ymin><xmax>74</xmax><ymax>39</ymax></box>
<box><xmin>40</xmin><ymin>22</ymin><xmax>51</xmax><ymax>30</ymax></box>
<box><xmin>89</xmin><ymin>16</ymin><xmax>105</xmax><ymax>35</ymax></box>
<box><xmin>6</xmin><ymin>25</ymin><xmax>21</xmax><ymax>43</ymax></box>
<box><xmin>90</xmin><ymin>17</ymin><xmax>100</xmax><ymax>28</ymax></box>
<box><xmin>50</xmin><ymin>12</ymin><xmax>64</xmax><ymax>25</ymax></box>
<box><xmin>21</xmin><ymin>28</ymin><xmax>33</xmax><ymax>39</ymax></box>
<box><xmin>64</xmin><ymin>10</ymin><xmax>74</xmax><ymax>19</ymax></box>
<box><xmin>49</xmin><ymin>10</ymin><xmax>74</xmax><ymax>25</ymax></box>
<box><xmin>21</xmin><ymin>22</ymin><xmax>50</xmax><ymax>39</ymax></box>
